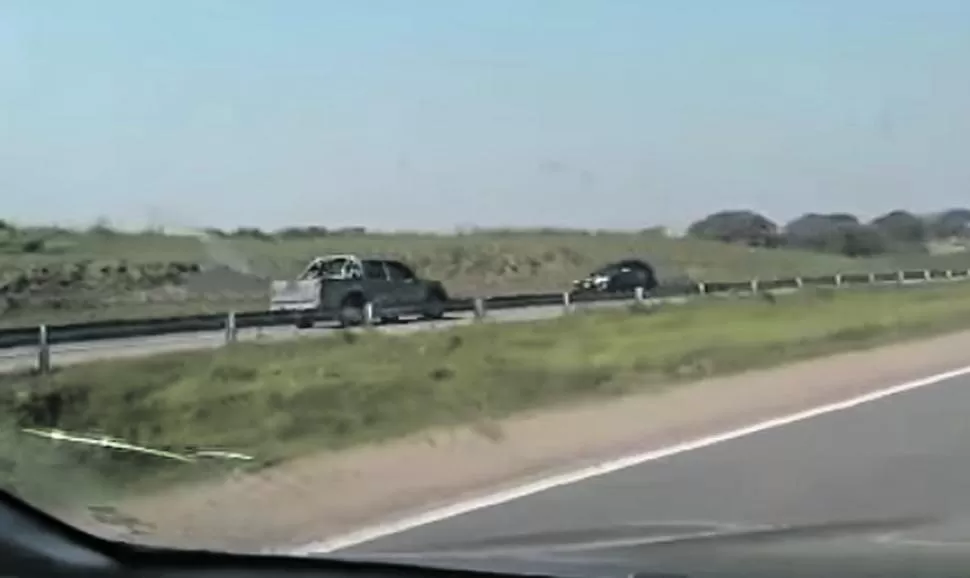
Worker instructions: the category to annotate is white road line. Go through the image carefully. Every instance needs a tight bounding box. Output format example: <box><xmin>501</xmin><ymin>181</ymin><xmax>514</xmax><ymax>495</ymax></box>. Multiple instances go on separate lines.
<box><xmin>283</xmin><ymin>363</ymin><xmax>970</xmax><ymax>556</ymax></box>
<box><xmin>342</xmin><ymin>521</ymin><xmax>768</xmax><ymax>560</ymax></box>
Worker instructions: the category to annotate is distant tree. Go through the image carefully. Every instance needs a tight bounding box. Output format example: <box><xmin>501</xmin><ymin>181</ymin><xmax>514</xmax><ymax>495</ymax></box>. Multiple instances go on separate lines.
<box><xmin>838</xmin><ymin>224</ymin><xmax>889</xmax><ymax>257</ymax></box>
<box><xmin>826</xmin><ymin>213</ymin><xmax>862</xmax><ymax>227</ymax></box>
<box><xmin>687</xmin><ymin>210</ymin><xmax>780</xmax><ymax>247</ymax></box>
<box><xmin>331</xmin><ymin>226</ymin><xmax>368</xmax><ymax>236</ymax></box>
<box><xmin>276</xmin><ymin>226</ymin><xmax>330</xmax><ymax>238</ymax></box>
<box><xmin>870</xmin><ymin>210</ymin><xmax>926</xmax><ymax>244</ymax></box>
<box><xmin>782</xmin><ymin>213</ymin><xmax>889</xmax><ymax>257</ymax></box>
<box><xmin>785</xmin><ymin>213</ymin><xmax>859</xmax><ymax>239</ymax></box>
<box><xmin>231</xmin><ymin>227</ymin><xmax>273</xmax><ymax>241</ymax></box>
<box><xmin>928</xmin><ymin>208</ymin><xmax>970</xmax><ymax>238</ymax></box>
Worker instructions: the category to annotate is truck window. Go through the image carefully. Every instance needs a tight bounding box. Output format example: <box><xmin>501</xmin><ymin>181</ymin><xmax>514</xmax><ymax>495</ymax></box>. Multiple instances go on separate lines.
<box><xmin>385</xmin><ymin>261</ymin><xmax>416</xmax><ymax>281</ymax></box>
<box><xmin>344</xmin><ymin>261</ymin><xmax>363</xmax><ymax>279</ymax></box>
<box><xmin>362</xmin><ymin>260</ymin><xmax>387</xmax><ymax>280</ymax></box>
<box><xmin>300</xmin><ymin>258</ymin><xmax>347</xmax><ymax>280</ymax></box>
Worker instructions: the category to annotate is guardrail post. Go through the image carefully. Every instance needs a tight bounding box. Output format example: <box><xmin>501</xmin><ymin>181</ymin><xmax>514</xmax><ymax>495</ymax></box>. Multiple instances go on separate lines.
<box><xmin>225</xmin><ymin>311</ymin><xmax>237</xmax><ymax>344</ymax></box>
<box><xmin>749</xmin><ymin>279</ymin><xmax>759</xmax><ymax>293</ymax></box>
<box><xmin>924</xmin><ymin>269</ymin><xmax>931</xmax><ymax>281</ymax></box>
<box><xmin>897</xmin><ymin>270</ymin><xmax>905</xmax><ymax>284</ymax></box>
<box><xmin>696</xmin><ymin>282</ymin><xmax>706</xmax><ymax>295</ymax></box>
<box><xmin>946</xmin><ymin>269</ymin><xmax>953</xmax><ymax>280</ymax></box>
<box><xmin>472</xmin><ymin>297</ymin><xmax>487</xmax><ymax>321</ymax></box>
<box><xmin>37</xmin><ymin>324</ymin><xmax>51</xmax><ymax>374</ymax></box>
<box><xmin>634</xmin><ymin>286</ymin><xmax>645</xmax><ymax>303</ymax></box>
<box><xmin>363</xmin><ymin>302</ymin><xmax>374</xmax><ymax>325</ymax></box>
<box><xmin>868</xmin><ymin>272</ymin><xmax>876</xmax><ymax>284</ymax></box>
<box><xmin>795</xmin><ymin>277</ymin><xmax>803</xmax><ymax>289</ymax></box>
<box><xmin>473</xmin><ymin>298</ymin><xmax>486</xmax><ymax>320</ymax></box>
<box><xmin>834</xmin><ymin>274</ymin><xmax>842</xmax><ymax>287</ymax></box>
<box><xmin>562</xmin><ymin>291</ymin><xmax>572</xmax><ymax>313</ymax></box>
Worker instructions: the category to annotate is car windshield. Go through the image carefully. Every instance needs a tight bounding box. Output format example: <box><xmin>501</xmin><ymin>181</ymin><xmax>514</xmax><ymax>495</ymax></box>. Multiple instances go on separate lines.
<box><xmin>590</xmin><ymin>264</ymin><xmax>627</xmax><ymax>277</ymax></box>
<box><xmin>4</xmin><ymin>1</ymin><xmax>970</xmax><ymax>574</ymax></box>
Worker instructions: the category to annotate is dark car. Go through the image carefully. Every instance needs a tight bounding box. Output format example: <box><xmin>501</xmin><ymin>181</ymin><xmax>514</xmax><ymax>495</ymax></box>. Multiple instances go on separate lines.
<box><xmin>572</xmin><ymin>259</ymin><xmax>658</xmax><ymax>294</ymax></box>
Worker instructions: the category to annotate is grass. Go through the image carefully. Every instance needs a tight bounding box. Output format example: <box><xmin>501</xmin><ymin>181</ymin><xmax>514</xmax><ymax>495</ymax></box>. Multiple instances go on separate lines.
<box><xmin>6</xmin><ymin>280</ymin><xmax>970</xmax><ymax>509</ymax></box>
<box><xmin>5</xmin><ymin>227</ymin><xmax>970</xmax><ymax>328</ymax></box>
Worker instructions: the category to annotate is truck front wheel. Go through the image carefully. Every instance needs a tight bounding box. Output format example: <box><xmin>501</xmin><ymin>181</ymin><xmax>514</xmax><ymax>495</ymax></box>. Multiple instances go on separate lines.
<box><xmin>338</xmin><ymin>295</ymin><xmax>367</xmax><ymax>327</ymax></box>
<box><xmin>422</xmin><ymin>291</ymin><xmax>446</xmax><ymax>320</ymax></box>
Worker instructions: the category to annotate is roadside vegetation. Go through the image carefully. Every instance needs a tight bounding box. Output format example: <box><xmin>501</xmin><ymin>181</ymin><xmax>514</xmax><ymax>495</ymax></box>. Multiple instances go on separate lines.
<box><xmin>6</xmin><ymin>280</ymin><xmax>970</xmax><ymax>510</ymax></box>
<box><xmin>2</xmin><ymin>207</ymin><xmax>970</xmax><ymax>328</ymax></box>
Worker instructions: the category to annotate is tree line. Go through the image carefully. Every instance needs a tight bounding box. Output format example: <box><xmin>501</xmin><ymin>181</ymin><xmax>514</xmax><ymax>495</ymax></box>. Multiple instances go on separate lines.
<box><xmin>686</xmin><ymin>208</ymin><xmax>970</xmax><ymax>257</ymax></box>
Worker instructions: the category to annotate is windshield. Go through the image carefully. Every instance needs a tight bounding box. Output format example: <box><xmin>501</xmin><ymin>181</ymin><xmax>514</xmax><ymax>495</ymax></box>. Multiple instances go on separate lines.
<box><xmin>589</xmin><ymin>264</ymin><xmax>626</xmax><ymax>277</ymax></box>
<box><xmin>4</xmin><ymin>0</ymin><xmax>970</xmax><ymax>573</ymax></box>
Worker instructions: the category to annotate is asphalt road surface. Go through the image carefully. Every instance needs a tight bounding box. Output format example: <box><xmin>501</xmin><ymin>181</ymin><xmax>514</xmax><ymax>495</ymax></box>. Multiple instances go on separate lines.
<box><xmin>343</xmin><ymin>369</ymin><xmax>970</xmax><ymax>555</ymax></box>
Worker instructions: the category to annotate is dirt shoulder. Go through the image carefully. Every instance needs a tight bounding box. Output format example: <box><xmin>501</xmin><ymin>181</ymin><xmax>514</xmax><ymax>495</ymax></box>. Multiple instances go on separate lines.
<box><xmin>73</xmin><ymin>329</ymin><xmax>970</xmax><ymax>553</ymax></box>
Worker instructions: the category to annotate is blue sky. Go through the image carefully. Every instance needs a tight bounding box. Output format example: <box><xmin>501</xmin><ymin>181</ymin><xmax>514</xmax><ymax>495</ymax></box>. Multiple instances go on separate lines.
<box><xmin>2</xmin><ymin>0</ymin><xmax>969</xmax><ymax>231</ymax></box>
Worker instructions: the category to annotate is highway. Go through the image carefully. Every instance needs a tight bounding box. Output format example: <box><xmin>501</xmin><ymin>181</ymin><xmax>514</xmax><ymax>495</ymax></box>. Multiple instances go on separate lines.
<box><xmin>339</xmin><ymin>368</ymin><xmax>970</xmax><ymax>558</ymax></box>
<box><xmin>0</xmin><ymin>279</ymin><xmax>936</xmax><ymax>373</ymax></box>
<box><xmin>0</xmin><ymin>297</ymin><xmax>670</xmax><ymax>373</ymax></box>
<box><xmin>0</xmin><ymin>276</ymin><xmax>936</xmax><ymax>374</ymax></box>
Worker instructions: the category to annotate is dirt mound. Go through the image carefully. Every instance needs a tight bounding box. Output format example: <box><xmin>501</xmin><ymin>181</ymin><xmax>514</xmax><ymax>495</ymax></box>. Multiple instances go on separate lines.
<box><xmin>0</xmin><ymin>261</ymin><xmax>208</xmax><ymax>318</ymax></box>
<box><xmin>0</xmin><ymin>261</ymin><xmax>201</xmax><ymax>296</ymax></box>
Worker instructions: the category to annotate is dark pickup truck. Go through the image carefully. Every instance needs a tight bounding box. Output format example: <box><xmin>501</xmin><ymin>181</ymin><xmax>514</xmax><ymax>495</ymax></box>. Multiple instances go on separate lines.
<box><xmin>269</xmin><ymin>254</ymin><xmax>449</xmax><ymax>328</ymax></box>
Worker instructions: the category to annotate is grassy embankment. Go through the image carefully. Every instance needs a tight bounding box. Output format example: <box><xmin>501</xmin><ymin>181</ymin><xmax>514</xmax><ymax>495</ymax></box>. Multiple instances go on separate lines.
<box><xmin>5</xmin><ymin>227</ymin><xmax>970</xmax><ymax>327</ymax></box>
<box><xmin>6</xmin><ymin>281</ymin><xmax>970</xmax><ymax>511</ymax></box>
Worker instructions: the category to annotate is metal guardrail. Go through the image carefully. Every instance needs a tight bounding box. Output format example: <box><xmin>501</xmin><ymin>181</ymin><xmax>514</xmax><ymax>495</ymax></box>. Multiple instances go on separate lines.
<box><xmin>2</xmin><ymin>267</ymin><xmax>968</xmax><ymax>374</ymax></box>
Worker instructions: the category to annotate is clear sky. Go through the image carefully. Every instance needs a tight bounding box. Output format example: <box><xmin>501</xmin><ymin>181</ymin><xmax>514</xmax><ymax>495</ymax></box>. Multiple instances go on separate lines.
<box><xmin>2</xmin><ymin>1</ymin><xmax>969</xmax><ymax>231</ymax></box>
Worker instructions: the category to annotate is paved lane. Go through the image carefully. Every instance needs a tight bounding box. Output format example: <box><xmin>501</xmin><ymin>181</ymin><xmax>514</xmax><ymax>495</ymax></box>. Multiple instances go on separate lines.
<box><xmin>346</xmin><ymin>370</ymin><xmax>970</xmax><ymax>554</ymax></box>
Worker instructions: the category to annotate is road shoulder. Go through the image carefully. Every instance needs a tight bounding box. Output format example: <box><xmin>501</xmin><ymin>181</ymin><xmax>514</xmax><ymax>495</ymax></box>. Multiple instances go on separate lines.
<box><xmin>73</xmin><ymin>329</ymin><xmax>970</xmax><ymax>553</ymax></box>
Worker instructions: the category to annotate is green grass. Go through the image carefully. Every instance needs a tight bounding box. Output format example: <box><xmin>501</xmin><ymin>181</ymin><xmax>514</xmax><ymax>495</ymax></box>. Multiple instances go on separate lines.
<box><xmin>5</xmin><ymin>227</ymin><xmax>970</xmax><ymax>328</ymax></box>
<box><xmin>5</xmin><ymin>280</ymin><xmax>970</xmax><ymax>508</ymax></box>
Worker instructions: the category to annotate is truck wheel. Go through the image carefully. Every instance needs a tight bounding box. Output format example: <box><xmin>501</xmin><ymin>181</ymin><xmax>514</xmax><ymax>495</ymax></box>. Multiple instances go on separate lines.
<box><xmin>338</xmin><ymin>298</ymin><xmax>366</xmax><ymax>327</ymax></box>
<box><xmin>294</xmin><ymin>316</ymin><xmax>314</xmax><ymax>329</ymax></box>
<box><xmin>422</xmin><ymin>292</ymin><xmax>445</xmax><ymax>320</ymax></box>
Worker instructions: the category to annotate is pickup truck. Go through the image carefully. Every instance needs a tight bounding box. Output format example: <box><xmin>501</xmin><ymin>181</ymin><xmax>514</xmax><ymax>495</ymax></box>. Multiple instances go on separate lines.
<box><xmin>269</xmin><ymin>254</ymin><xmax>449</xmax><ymax>328</ymax></box>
